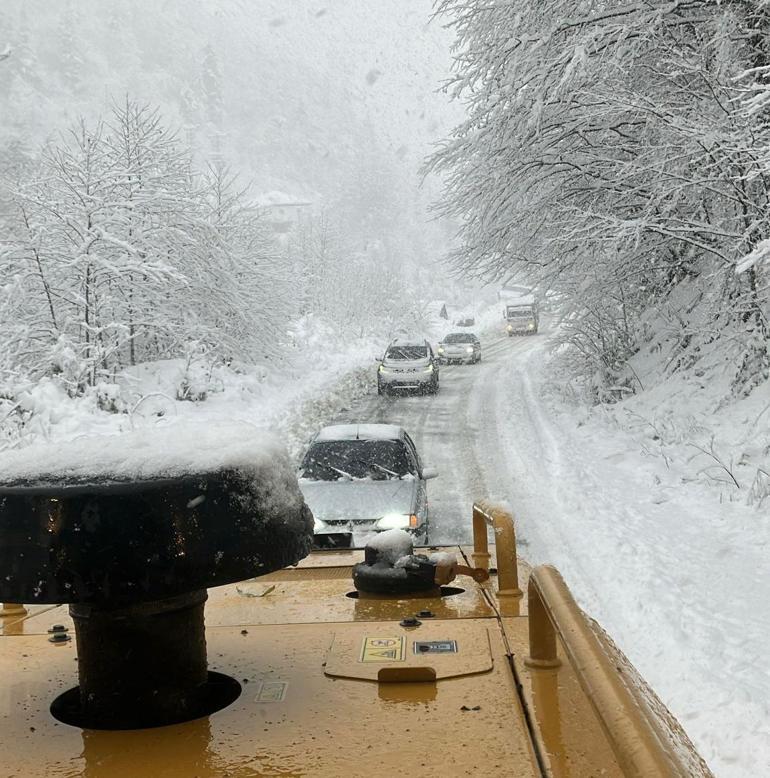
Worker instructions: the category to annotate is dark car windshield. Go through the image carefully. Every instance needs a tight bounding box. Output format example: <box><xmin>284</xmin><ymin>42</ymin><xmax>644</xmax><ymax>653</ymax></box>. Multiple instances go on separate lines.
<box><xmin>385</xmin><ymin>345</ymin><xmax>428</xmax><ymax>360</ymax></box>
<box><xmin>444</xmin><ymin>333</ymin><xmax>474</xmax><ymax>343</ymax></box>
<box><xmin>300</xmin><ymin>439</ymin><xmax>413</xmax><ymax>481</ymax></box>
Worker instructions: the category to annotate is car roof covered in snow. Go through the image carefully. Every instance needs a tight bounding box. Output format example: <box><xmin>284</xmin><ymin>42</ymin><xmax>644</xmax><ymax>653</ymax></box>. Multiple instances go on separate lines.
<box><xmin>314</xmin><ymin>424</ymin><xmax>404</xmax><ymax>442</ymax></box>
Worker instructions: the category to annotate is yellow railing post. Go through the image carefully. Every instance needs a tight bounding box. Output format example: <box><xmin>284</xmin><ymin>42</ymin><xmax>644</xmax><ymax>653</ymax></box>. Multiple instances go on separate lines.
<box><xmin>0</xmin><ymin>602</ymin><xmax>27</xmax><ymax>617</ymax></box>
<box><xmin>525</xmin><ymin>565</ymin><xmax>689</xmax><ymax>778</ymax></box>
<box><xmin>524</xmin><ymin>581</ymin><xmax>561</xmax><ymax>668</ymax></box>
<box><xmin>471</xmin><ymin>504</ymin><xmax>491</xmax><ymax>571</ymax></box>
<box><xmin>472</xmin><ymin>502</ymin><xmax>522</xmax><ymax>599</ymax></box>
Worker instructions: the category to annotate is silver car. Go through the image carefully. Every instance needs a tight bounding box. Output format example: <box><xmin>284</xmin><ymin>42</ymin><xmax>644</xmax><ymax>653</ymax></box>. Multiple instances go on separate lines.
<box><xmin>377</xmin><ymin>339</ymin><xmax>439</xmax><ymax>395</ymax></box>
<box><xmin>298</xmin><ymin>423</ymin><xmax>438</xmax><ymax>548</ymax></box>
<box><xmin>437</xmin><ymin>332</ymin><xmax>481</xmax><ymax>364</ymax></box>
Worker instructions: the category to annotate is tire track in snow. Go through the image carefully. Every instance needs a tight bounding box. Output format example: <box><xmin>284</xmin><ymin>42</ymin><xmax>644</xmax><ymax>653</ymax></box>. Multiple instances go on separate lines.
<box><xmin>480</xmin><ymin>338</ymin><xmax>770</xmax><ymax>776</ymax></box>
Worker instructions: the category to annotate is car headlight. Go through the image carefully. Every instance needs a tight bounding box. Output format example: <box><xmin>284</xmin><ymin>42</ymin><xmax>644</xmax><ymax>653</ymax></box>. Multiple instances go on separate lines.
<box><xmin>437</xmin><ymin>347</ymin><xmax>444</xmax><ymax>354</ymax></box>
<box><xmin>506</xmin><ymin>324</ymin><xmax>513</xmax><ymax>331</ymax></box>
<box><xmin>313</xmin><ymin>517</ymin><xmax>327</xmax><ymax>532</ymax></box>
<box><xmin>378</xmin><ymin>365</ymin><xmax>389</xmax><ymax>374</ymax></box>
<box><xmin>424</xmin><ymin>363</ymin><xmax>434</xmax><ymax>373</ymax></box>
<box><xmin>376</xmin><ymin>513</ymin><xmax>419</xmax><ymax>530</ymax></box>
<box><xmin>527</xmin><ymin>323</ymin><xmax>535</xmax><ymax>330</ymax></box>
<box><xmin>465</xmin><ymin>346</ymin><xmax>474</xmax><ymax>353</ymax></box>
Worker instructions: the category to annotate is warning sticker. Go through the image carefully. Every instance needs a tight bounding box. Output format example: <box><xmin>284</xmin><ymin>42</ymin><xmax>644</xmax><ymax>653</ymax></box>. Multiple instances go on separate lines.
<box><xmin>255</xmin><ymin>681</ymin><xmax>288</xmax><ymax>703</ymax></box>
<box><xmin>360</xmin><ymin>636</ymin><xmax>405</xmax><ymax>663</ymax></box>
<box><xmin>414</xmin><ymin>640</ymin><xmax>458</xmax><ymax>654</ymax></box>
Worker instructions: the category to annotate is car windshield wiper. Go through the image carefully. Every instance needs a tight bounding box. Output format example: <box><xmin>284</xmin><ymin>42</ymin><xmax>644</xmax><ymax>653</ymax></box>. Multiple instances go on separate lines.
<box><xmin>369</xmin><ymin>462</ymin><xmax>399</xmax><ymax>478</ymax></box>
<box><xmin>313</xmin><ymin>463</ymin><xmax>355</xmax><ymax>481</ymax></box>
<box><xmin>352</xmin><ymin>459</ymin><xmax>400</xmax><ymax>479</ymax></box>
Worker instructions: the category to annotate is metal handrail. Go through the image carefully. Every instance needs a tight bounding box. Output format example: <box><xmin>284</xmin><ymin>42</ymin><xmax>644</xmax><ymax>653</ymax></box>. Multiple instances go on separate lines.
<box><xmin>526</xmin><ymin>565</ymin><xmax>691</xmax><ymax>778</ymax></box>
<box><xmin>471</xmin><ymin>502</ymin><xmax>522</xmax><ymax>599</ymax></box>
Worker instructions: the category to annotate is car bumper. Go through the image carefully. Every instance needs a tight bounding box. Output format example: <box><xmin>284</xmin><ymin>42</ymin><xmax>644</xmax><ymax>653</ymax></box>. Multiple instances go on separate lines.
<box><xmin>378</xmin><ymin>371</ymin><xmax>435</xmax><ymax>388</ymax></box>
<box><xmin>439</xmin><ymin>351</ymin><xmax>476</xmax><ymax>363</ymax></box>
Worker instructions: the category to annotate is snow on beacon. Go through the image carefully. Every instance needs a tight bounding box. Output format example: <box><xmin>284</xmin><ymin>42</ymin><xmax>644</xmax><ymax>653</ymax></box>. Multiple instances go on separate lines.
<box><xmin>366</xmin><ymin>528</ymin><xmax>413</xmax><ymax>565</ymax></box>
<box><xmin>0</xmin><ymin>421</ymin><xmax>294</xmax><ymax>491</ymax></box>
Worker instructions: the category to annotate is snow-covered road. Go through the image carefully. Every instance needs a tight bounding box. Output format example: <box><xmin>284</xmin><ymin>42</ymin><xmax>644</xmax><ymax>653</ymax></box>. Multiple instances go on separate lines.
<box><xmin>327</xmin><ymin>327</ymin><xmax>769</xmax><ymax>778</ymax></box>
<box><xmin>330</xmin><ymin>332</ymin><xmax>523</xmax><ymax>544</ymax></box>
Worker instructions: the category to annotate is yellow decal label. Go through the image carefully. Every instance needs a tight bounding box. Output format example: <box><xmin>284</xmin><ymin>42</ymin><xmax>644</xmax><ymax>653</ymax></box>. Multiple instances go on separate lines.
<box><xmin>360</xmin><ymin>636</ymin><xmax>405</xmax><ymax>662</ymax></box>
<box><xmin>255</xmin><ymin>681</ymin><xmax>288</xmax><ymax>702</ymax></box>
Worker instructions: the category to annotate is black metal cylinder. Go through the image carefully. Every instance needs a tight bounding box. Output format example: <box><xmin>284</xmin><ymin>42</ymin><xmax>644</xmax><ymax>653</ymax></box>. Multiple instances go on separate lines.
<box><xmin>69</xmin><ymin>590</ymin><xmax>208</xmax><ymax>729</ymax></box>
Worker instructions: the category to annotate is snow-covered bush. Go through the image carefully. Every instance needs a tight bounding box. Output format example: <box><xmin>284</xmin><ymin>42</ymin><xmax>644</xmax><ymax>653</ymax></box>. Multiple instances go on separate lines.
<box><xmin>48</xmin><ymin>335</ymin><xmax>89</xmax><ymax>398</ymax></box>
<box><xmin>176</xmin><ymin>342</ymin><xmax>216</xmax><ymax>402</ymax></box>
<box><xmin>94</xmin><ymin>382</ymin><xmax>124</xmax><ymax>414</ymax></box>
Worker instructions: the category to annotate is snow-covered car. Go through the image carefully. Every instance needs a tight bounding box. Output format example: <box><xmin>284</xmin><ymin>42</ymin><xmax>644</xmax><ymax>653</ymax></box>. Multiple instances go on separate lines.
<box><xmin>437</xmin><ymin>332</ymin><xmax>481</xmax><ymax>364</ymax></box>
<box><xmin>377</xmin><ymin>338</ymin><xmax>439</xmax><ymax>395</ymax></box>
<box><xmin>298</xmin><ymin>423</ymin><xmax>437</xmax><ymax>547</ymax></box>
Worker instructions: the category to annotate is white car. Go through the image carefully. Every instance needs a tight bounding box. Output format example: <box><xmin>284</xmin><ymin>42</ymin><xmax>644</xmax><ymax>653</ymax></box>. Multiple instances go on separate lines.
<box><xmin>377</xmin><ymin>339</ymin><xmax>440</xmax><ymax>395</ymax></box>
<box><xmin>437</xmin><ymin>332</ymin><xmax>481</xmax><ymax>364</ymax></box>
<box><xmin>298</xmin><ymin>423</ymin><xmax>438</xmax><ymax>547</ymax></box>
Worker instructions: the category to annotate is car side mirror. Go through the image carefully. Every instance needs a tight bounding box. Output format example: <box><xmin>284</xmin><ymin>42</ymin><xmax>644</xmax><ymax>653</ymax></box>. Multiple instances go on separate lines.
<box><xmin>422</xmin><ymin>467</ymin><xmax>438</xmax><ymax>480</ymax></box>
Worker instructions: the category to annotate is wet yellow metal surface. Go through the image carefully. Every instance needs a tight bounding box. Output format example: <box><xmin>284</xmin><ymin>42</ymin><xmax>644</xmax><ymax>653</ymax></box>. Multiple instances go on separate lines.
<box><xmin>460</xmin><ymin>545</ymin><xmax>532</xmax><ymax>618</ymax></box>
<box><xmin>0</xmin><ymin>545</ymin><xmax>646</xmax><ymax>777</ymax></box>
<box><xmin>288</xmin><ymin>549</ymin><xmax>365</xmax><ymax>568</ymax></box>
<box><xmin>203</xmin><ymin>547</ymin><xmax>495</xmax><ymax>627</ymax></box>
<box><xmin>0</xmin><ymin>604</ymin><xmax>65</xmax><ymax>636</ymax></box>
<box><xmin>502</xmin><ymin>616</ymin><xmax>624</xmax><ymax>778</ymax></box>
<box><xmin>0</xmin><ymin>549</ymin><xmax>495</xmax><ymax>637</ymax></box>
<box><xmin>324</xmin><ymin>621</ymin><xmax>493</xmax><ymax>681</ymax></box>
<box><xmin>0</xmin><ymin>619</ymin><xmax>540</xmax><ymax>778</ymax></box>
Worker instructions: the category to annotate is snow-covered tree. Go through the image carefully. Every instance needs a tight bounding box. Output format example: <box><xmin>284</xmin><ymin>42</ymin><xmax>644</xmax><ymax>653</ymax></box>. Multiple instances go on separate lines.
<box><xmin>286</xmin><ymin>208</ymin><xmax>426</xmax><ymax>341</ymax></box>
<box><xmin>196</xmin><ymin>163</ymin><xmax>291</xmax><ymax>362</ymax></box>
<box><xmin>1</xmin><ymin>99</ymin><xmax>293</xmax><ymax>392</ymax></box>
<box><xmin>430</xmin><ymin>0</ymin><xmax>770</xmax><ymax>398</ymax></box>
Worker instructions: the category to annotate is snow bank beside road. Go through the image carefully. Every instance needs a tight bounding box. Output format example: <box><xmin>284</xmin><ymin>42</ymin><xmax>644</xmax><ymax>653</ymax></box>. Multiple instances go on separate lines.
<box><xmin>488</xmin><ymin>336</ymin><xmax>769</xmax><ymax>778</ymax></box>
<box><xmin>0</xmin><ymin>324</ymin><xmax>382</xmax><ymax>466</ymax></box>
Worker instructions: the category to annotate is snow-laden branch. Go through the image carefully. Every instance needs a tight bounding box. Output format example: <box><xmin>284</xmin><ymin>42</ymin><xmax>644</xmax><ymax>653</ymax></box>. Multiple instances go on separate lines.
<box><xmin>737</xmin><ymin>237</ymin><xmax>770</xmax><ymax>274</ymax></box>
<box><xmin>430</xmin><ymin>0</ymin><xmax>770</xmax><ymax>399</ymax></box>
